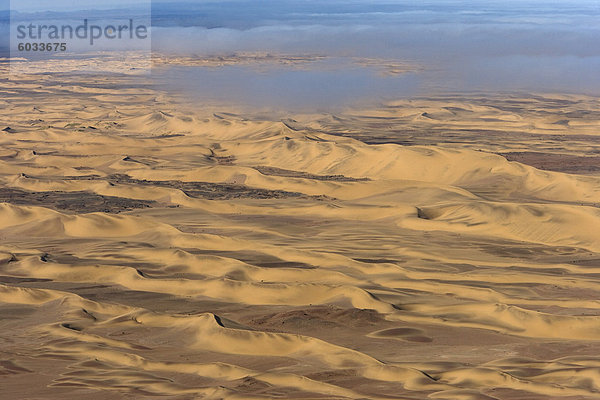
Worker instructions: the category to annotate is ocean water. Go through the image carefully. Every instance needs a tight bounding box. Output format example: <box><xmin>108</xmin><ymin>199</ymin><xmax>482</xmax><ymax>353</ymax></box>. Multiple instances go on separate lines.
<box><xmin>3</xmin><ymin>1</ymin><xmax>599</xmax><ymax>109</ymax></box>
<box><xmin>149</xmin><ymin>0</ymin><xmax>600</xmax><ymax>110</ymax></box>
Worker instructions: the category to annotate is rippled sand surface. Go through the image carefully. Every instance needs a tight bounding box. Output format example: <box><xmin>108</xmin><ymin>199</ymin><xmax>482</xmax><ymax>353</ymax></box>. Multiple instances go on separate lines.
<box><xmin>1</xmin><ymin>70</ymin><xmax>600</xmax><ymax>399</ymax></box>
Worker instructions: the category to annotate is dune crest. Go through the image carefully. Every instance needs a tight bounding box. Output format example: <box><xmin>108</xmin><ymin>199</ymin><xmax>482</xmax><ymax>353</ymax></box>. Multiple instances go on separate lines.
<box><xmin>2</xmin><ymin>71</ymin><xmax>600</xmax><ymax>399</ymax></box>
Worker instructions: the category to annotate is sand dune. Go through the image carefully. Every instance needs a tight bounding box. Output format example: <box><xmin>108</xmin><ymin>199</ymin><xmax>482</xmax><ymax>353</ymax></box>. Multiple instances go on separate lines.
<box><xmin>1</xmin><ymin>69</ymin><xmax>600</xmax><ymax>399</ymax></box>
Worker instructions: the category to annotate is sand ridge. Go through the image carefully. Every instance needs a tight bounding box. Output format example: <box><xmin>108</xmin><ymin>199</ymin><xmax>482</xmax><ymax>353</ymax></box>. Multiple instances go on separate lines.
<box><xmin>1</xmin><ymin>70</ymin><xmax>600</xmax><ymax>399</ymax></box>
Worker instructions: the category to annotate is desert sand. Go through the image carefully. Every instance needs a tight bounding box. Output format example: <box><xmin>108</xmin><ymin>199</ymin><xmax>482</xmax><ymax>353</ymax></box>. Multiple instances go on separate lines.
<box><xmin>1</xmin><ymin>64</ymin><xmax>600</xmax><ymax>399</ymax></box>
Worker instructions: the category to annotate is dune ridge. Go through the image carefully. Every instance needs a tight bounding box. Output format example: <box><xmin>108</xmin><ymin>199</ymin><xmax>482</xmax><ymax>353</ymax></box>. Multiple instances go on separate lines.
<box><xmin>1</xmin><ymin>70</ymin><xmax>600</xmax><ymax>399</ymax></box>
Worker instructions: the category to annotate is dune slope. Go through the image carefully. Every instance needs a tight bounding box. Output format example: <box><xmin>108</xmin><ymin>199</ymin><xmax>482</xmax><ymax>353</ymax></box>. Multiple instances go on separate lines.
<box><xmin>1</xmin><ymin>70</ymin><xmax>600</xmax><ymax>399</ymax></box>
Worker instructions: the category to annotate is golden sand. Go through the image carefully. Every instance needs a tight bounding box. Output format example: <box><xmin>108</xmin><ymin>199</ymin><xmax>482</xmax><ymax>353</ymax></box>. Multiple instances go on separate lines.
<box><xmin>1</xmin><ymin>69</ymin><xmax>600</xmax><ymax>399</ymax></box>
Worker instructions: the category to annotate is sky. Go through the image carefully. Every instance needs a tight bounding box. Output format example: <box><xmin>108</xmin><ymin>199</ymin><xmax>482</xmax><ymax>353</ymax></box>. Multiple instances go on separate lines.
<box><xmin>7</xmin><ymin>0</ymin><xmax>600</xmax><ymax>11</ymax></box>
<box><xmin>9</xmin><ymin>0</ymin><xmax>151</xmax><ymax>12</ymax></box>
